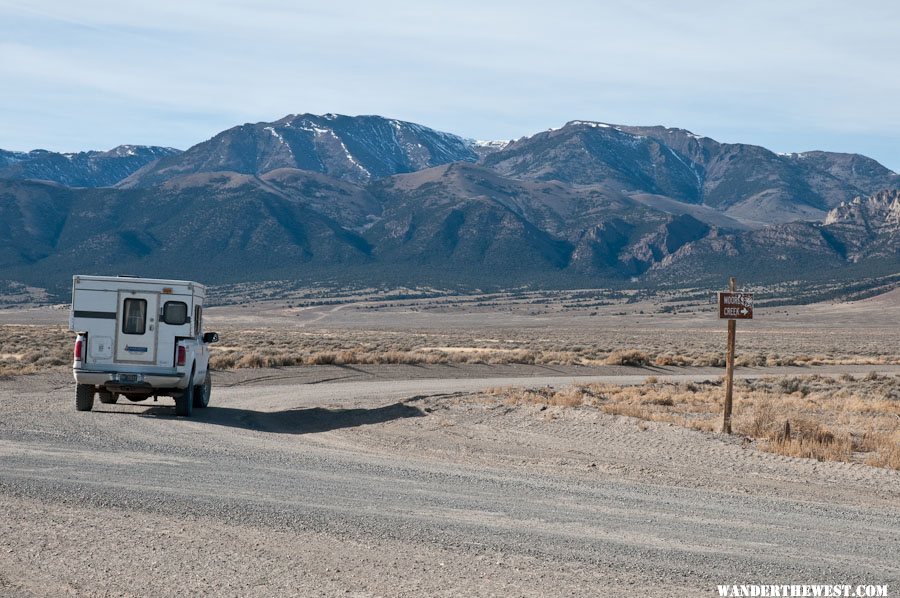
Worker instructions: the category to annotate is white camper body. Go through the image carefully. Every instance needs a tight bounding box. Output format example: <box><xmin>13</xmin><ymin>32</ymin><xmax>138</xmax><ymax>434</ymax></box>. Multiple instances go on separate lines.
<box><xmin>69</xmin><ymin>275</ymin><xmax>218</xmax><ymax>416</ymax></box>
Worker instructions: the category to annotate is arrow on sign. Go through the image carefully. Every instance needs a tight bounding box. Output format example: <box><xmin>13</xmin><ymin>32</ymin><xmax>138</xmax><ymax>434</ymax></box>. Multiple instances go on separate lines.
<box><xmin>740</xmin><ymin>308</ymin><xmax>749</xmax><ymax>315</ymax></box>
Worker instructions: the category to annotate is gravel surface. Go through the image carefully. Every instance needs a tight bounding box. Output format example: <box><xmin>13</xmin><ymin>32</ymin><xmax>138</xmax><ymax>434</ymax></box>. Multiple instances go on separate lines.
<box><xmin>1</xmin><ymin>365</ymin><xmax>898</xmax><ymax>597</ymax></box>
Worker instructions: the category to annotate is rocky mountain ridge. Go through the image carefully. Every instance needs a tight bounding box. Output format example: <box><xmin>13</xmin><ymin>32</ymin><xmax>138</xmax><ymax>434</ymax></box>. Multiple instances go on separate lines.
<box><xmin>0</xmin><ymin>114</ymin><xmax>897</xmax><ymax>294</ymax></box>
<box><xmin>0</xmin><ymin>145</ymin><xmax>180</xmax><ymax>187</ymax></box>
<box><xmin>119</xmin><ymin>114</ymin><xmax>479</xmax><ymax>188</ymax></box>
<box><xmin>485</xmin><ymin>121</ymin><xmax>898</xmax><ymax>224</ymax></box>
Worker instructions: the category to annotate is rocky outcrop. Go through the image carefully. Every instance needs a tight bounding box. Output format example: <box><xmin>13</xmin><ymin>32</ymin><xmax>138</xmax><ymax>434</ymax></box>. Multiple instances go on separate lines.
<box><xmin>823</xmin><ymin>190</ymin><xmax>900</xmax><ymax>260</ymax></box>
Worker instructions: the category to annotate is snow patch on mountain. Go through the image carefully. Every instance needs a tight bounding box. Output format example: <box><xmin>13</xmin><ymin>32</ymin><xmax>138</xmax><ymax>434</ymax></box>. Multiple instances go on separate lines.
<box><xmin>474</xmin><ymin>140</ymin><xmax>509</xmax><ymax>149</ymax></box>
<box><xmin>570</xmin><ymin>120</ymin><xmax>613</xmax><ymax>129</ymax></box>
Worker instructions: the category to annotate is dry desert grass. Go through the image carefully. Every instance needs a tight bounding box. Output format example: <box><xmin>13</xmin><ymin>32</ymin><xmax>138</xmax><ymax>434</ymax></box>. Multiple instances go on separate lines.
<box><xmin>2</xmin><ymin>321</ymin><xmax>898</xmax><ymax>376</ymax></box>
<box><xmin>486</xmin><ymin>374</ymin><xmax>900</xmax><ymax>470</ymax></box>
<box><xmin>204</xmin><ymin>315</ymin><xmax>900</xmax><ymax>368</ymax></box>
<box><xmin>0</xmin><ymin>325</ymin><xmax>72</xmax><ymax>377</ymax></box>
<box><xmin>203</xmin><ymin>325</ymin><xmax>899</xmax><ymax>371</ymax></box>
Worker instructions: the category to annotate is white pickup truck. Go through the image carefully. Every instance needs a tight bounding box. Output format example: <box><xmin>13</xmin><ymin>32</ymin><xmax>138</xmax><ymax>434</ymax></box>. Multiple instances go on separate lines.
<box><xmin>69</xmin><ymin>275</ymin><xmax>219</xmax><ymax>416</ymax></box>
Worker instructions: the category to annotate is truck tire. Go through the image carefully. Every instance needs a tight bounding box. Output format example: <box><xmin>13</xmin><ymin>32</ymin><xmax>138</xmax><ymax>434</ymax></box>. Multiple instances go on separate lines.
<box><xmin>193</xmin><ymin>373</ymin><xmax>211</xmax><ymax>409</ymax></box>
<box><xmin>75</xmin><ymin>384</ymin><xmax>95</xmax><ymax>412</ymax></box>
<box><xmin>175</xmin><ymin>371</ymin><xmax>194</xmax><ymax>417</ymax></box>
<box><xmin>98</xmin><ymin>390</ymin><xmax>118</xmax><ymax>404</ymax></box>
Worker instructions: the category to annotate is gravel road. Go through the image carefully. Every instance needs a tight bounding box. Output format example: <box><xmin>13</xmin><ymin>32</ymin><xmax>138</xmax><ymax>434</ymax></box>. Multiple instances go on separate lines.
<box><xmin>1</xmin><ymin>365</ymin><xmax>898</xmax><ymax>597</ymax></box>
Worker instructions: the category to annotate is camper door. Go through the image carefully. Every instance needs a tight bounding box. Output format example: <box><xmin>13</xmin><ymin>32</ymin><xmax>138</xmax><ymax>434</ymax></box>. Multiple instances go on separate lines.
<box><xmin>115</xmin><ymin>291</ymin><xmax>159</xmax><ymax>363</ymax></box>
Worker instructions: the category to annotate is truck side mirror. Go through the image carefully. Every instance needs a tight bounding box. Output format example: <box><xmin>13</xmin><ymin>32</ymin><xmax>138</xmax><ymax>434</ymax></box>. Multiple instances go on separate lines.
<box><xmin>202</xmin><ymin>332</ymin><xmax>219</xmax><ymax>344</ymax></box>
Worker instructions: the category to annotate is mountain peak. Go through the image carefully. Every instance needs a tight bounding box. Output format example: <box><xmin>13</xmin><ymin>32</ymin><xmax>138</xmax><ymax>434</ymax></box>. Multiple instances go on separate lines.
<box><xmin>121</xmin><ymin>113</ymin><xmax>478</xmax><ymax>188</ymax></box>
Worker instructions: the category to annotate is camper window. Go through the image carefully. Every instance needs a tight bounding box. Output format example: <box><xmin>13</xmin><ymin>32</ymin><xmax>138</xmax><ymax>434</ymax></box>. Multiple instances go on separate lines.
<box><xmin>162</xmin><ymin>301</ymin><xmax>188</xmax><ymax>325</ymax></box>
<box><xmin>123</xmin><ymin>298</ymin><xmax>147</xmax><ymax>335</ymax></box>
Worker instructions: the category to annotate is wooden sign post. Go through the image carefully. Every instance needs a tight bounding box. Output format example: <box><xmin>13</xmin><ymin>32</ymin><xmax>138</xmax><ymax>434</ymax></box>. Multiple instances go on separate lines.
<box><xmin>718</xmin><ymin>278</ymin><xmax>753</xmax><ymax>434</ymax></box>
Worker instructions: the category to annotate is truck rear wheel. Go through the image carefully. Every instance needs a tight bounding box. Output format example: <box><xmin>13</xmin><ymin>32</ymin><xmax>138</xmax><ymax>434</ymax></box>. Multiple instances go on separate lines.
<box><xmin>75</xmin><ymin>384</ymin><xmax>95</xmax><ymax>412</ymax></box>
<box><xmin>175</xmin><ymin>371</ymin><xmax>194</xmax><ymax>417</ymax></box>
<box><xmin>193</xmin><ymin>373</ymin><xmax>211</xmax><ymax>408</ymax></box>
<box><xmin>98</xmin><ymin>390</ymin><xmax>118</xmax><ymax>404</ymax></box>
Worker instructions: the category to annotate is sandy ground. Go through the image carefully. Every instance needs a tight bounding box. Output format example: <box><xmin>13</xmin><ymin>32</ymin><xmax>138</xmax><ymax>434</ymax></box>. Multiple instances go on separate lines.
<box><xmin>1</xmin><ymin>364</ymin><xmax>898</xmax><ymax>597</ymax></box>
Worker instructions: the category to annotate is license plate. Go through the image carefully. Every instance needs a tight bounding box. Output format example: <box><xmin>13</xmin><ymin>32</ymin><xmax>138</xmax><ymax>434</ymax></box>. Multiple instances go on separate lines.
<box><xmin>119</xmin><ymin>374</ymin><xmax>138</xmax><ymax>383</ymax></box>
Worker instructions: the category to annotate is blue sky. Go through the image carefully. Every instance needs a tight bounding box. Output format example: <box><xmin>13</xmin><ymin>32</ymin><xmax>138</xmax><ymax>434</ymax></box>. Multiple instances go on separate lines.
<box><xmin>1</xmin><ymin>1</ymin><xmax>898</xmax><ymax>170</ymax></box>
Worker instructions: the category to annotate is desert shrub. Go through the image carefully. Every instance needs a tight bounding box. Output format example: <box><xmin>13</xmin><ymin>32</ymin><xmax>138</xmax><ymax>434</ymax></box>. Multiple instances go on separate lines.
<box><xmin>866</xmin><ymin>433</ymin><xmax>900</xmax><ymax>469</ymax></box>
<box><xmin>494</xmin><ymin>385</ymin><xmax>585</xmax><ymax>408</ymax></box>
<box><xmin>647</xmin><ymin>396</ymin><xmax>674</xmax><ymax>406</ymax></box>
<box><xmin>766</xmin><ymin>433</ymin><xmax>851</xmax><ymax>463</ymax></box>
<box><xmin>209</xmin><ymin>352</ymin><xmax>238</xmax><ymax>369</ymax></box>
<box><xmin>778</xmin><ymin>377</ymin><xmax>809</xmax><ymax>396</ymax></box>
<box><xmin>602</xmin><ymin>403</ymin><xmax>650</xmax><ymax>419</ymax></box>
<box><xmin>20</xmin><ymin>350</ymin><xmax>44</xmax><ymax>364</ymax></box>
<box><xmin>741</xmin><ymin>398</ymin><xmax>778</xmax><ymax>438</ymax></box>
<box><xmin>735</xmin><ymin>353</ymin><xmax>767</xmax><ymax>367</ymax></box>
<box><xmin>785</xmin><ymin>417</ymin><xmax>835</xmax><ymax>444</ymax></box>
<box><xmin>605</xmin><ymin>350</ymin><xmax>650</xmax><ymax>366</ymax></box>
<box><xmin>692</xmin><ymin>353</ymin><xmax>725</xmax><ymax>367</ymax></box>
<box><xmin>765</xmin><ymin>354</ymin><xmax>798</xmax><ymax>367</ymax></box>
<box><xmin>236</xmin><ymin>353</ymin><xmax>266</xmax><ymax>368</ymax></box>
<box><xmin>380</xmin><ymin>351</ymin><xmax>428</xmax><ymax>365</ymax></box>
<box><xmin>308</xmin><ymin>351</ymin><xmax>339</xmax><ymax>365</ymax></box>
<box><xmin>536</xmin><ymin>351</ymin><xmax>578</xmax><ymax>366</ymax></box>
<box><xmin>679</xmin><ymin>381</ymin><xmax>699</xmax><ymax>393</ymax></box>
<box><xmin>852</xmin><ymin>432</ymin><xmax>881</xmax><ymax>453</ymax></box>
<box><xmin>654</xmin><ymin>353</ymin><xmax>691</xmax><ymax>366</ymax></box>
<box><xmin>265</xmin><ymin>353</ymin><xmax>300</xmax><ymax>367</ymax></box>
<box><xmin>337</xmin><ymin>350</ymin><xmax>359</xmax><ymax>364</ymax></box>
<box><xmin>549</xmin><ymin>387</ymin><xmax>583</xmax><ymax>407</ymax></box>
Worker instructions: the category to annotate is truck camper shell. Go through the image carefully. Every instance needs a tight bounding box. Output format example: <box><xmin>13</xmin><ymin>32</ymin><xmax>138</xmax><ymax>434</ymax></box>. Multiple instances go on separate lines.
<box><xmin>69</xmin><ymin>275</ymin><xmax>218</xmax><ymax>416</ymax></box>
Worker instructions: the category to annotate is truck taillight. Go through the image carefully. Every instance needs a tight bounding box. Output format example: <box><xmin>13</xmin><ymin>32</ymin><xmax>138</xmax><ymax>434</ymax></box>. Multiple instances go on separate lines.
<box><xmin>176</xmin><ymin>345</ymin><xmax>186</xmax><ymax>366</ymax></box>
<box><xmin>74</xmin><ymin>339</ymin><xmax>83</xmax><ymax>360</ymax></box>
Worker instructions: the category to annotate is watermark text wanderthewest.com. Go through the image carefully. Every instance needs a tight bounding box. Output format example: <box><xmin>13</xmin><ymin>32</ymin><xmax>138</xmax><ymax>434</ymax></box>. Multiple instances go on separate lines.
<box><xmin>716</xmin><ymin>584</ymin><xmax>889</xmax><ymax>597</ymax></box>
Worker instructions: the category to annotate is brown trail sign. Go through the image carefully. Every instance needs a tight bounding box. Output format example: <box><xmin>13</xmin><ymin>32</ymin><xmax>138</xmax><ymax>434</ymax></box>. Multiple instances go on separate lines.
<box><xmin>718</xmin><ymin>292</ymin><xmax>754</xmax><ymax>320</ymax></box>
<box><xmin>719</xmin><ymin>279</ymin><xmax>754</xmax><ymax>434</ymax></box>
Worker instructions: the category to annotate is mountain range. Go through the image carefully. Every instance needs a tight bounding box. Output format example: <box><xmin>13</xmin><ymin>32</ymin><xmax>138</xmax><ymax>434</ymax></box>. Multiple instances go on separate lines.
<box><xmin>0</xmin><ymin>145</ymin><xmax>179</xmax><ymax>188</ymax></box>
<box><xmin>0</xmin><ymin>114</ymin><xmax>897</xmax><ymax>296</ymax></box>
